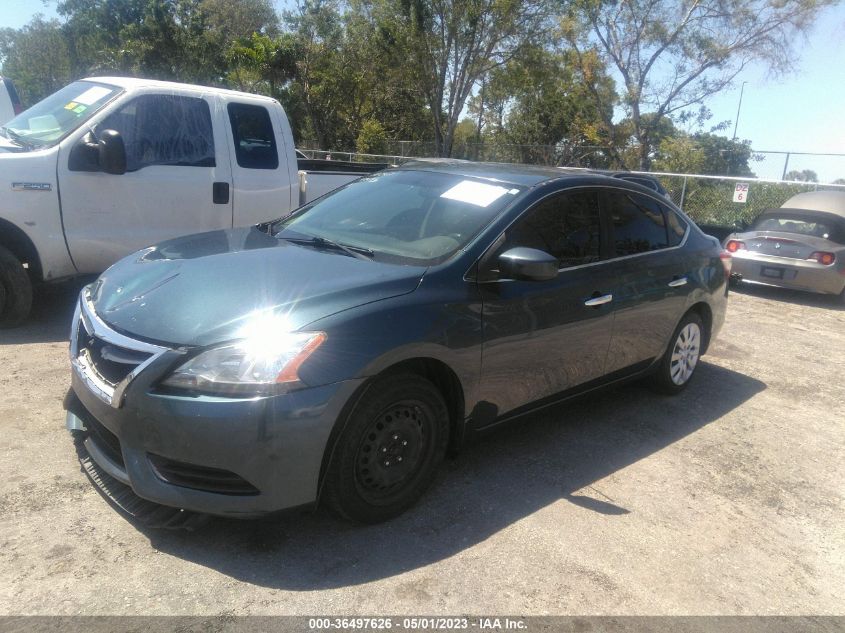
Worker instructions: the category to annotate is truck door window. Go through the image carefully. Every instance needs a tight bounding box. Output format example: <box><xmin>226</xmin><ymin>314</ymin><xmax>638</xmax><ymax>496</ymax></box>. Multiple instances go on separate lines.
<box><xmin>97</xmin><ymin>95</ymin><xmax>215</xmax><ymax>171</ymax></box>
<box><xmin>227</xmin><ymin>103</ymin><xmax>279</xmax><ymax>169</ymax></box>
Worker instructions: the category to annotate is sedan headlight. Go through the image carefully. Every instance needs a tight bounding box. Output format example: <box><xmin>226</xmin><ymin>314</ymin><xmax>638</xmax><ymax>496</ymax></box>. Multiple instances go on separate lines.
<box><xmin>161</xmin><ymin>331</ymin><xmax>326</xmax><ymax>396</ymax></box>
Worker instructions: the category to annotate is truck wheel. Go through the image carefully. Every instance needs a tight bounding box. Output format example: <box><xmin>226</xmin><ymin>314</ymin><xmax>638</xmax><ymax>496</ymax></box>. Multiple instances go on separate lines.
<box><xmin>0</xmin><ymin>246</ymin><xmax>33</xmax><ymax>328</ymax></box>
<box><xmin>323</xmin><ymin>373</ymin><xmax>449</xmax><ymax>523</ymax></box>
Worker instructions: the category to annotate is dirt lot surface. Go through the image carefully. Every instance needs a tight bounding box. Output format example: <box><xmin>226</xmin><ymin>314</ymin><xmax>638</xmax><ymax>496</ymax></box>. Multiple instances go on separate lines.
<box><xmin>1</xmin><ymin>281</ymin><xmax>843</xmax><ymax>616</ymax></box>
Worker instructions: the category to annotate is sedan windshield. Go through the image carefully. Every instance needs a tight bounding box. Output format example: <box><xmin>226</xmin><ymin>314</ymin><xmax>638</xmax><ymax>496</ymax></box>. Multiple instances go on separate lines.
<box><xmin>1</xmin><ymin>81</ymin><xmax>120</xmax><ymax>148</ymax></box>
<box><xmin>273</xmin><ymin>170</ymin><xmax>523</xmax><ymax>264</ymax></box>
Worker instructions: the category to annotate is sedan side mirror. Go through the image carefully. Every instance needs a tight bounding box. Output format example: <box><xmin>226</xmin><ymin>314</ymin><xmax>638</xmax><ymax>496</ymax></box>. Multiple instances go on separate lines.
<box><xmin>498</xmin><ymin>247</ymin><xmax>559</xmax><ymax>281</ymax></box>
<box><xmin>98</xmin><ymin>129</ymin><xmax>126</xmax><ymax>175</ymax></box>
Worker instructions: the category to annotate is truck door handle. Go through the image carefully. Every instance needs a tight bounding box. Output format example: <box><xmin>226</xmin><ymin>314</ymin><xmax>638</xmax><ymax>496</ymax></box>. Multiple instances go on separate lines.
<box><xmin>668</xmin><ymin>276</ymin><xmax>688</xmax><ymax>287</ymax></box>
<box><xmin>213</xmin><ymin>182</ymin><xmax>230</xmax><ymax>204</ymax></box>
<box><xmin>584</xmin><ymin>293</ymin><xmax>613</xmax><ymax>307</ymax></box>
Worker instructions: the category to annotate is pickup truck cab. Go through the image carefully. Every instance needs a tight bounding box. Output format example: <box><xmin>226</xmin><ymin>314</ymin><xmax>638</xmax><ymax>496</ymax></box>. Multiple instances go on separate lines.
<box><xmin>0</xmin><ymin>77</ymin><xmax>382</xmax><ymax>326</ymax></box>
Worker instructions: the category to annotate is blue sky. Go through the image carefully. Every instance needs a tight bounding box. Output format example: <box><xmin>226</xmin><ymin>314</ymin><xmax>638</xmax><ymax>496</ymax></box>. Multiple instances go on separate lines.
<box><xmin>3</xmin><ymin>0</ymin><xmax>844</xmax><ymax>182</ymax></box>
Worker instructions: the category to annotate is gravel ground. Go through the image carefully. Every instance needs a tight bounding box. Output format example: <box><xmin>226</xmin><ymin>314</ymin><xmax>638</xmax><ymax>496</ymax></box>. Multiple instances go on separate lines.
<box><xmin>0</xmin><ymin>281</ymin><xmax>843</xmax><ymax>616</ymax></box>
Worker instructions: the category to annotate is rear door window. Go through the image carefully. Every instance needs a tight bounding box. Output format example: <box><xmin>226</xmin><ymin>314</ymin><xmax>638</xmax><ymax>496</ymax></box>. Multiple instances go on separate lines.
<box><xmin>606</xmin><ymin>190</ymin><xmax>669</xmax><ymax>256</ymax></box>
<box><xmin>227</xmin><ymin>103</ymin><xmax>279</xmax><ymax>169</ymax></box>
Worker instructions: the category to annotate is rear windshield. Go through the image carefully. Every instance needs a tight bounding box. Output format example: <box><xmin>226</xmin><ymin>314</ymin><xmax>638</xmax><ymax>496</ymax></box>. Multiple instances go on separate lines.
<box><xmin>273</xmin><ymin>170</ymin><xmax>524</xmax><ymax>265</ymax></box>
<box><xmin>751</xmin><ymin>211</ymin><xmax>845</xmax><ymax>244</ymax></box>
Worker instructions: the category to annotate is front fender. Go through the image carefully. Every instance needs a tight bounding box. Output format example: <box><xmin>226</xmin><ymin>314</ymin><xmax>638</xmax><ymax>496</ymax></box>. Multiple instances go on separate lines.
<box><xmin>298</xmin><ymin>284</ymin><xmax>484</xmax><ymax>411</ymax></box>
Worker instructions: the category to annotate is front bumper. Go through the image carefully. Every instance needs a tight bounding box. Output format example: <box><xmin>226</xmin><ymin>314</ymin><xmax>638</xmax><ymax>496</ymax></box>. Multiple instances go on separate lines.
<box><xmin>66</xmin><ymin>291</ymin><xmax>364</xmax><ymax>517</ymax></box>
<box><xmin>68</xmin><ymin>371</ymin><xmax>363</xmax><ymax>517</ymax></box>
<box><xmin>731</xmin><ymin>252</ymin><xmax>845</xmax><ymax>295</ymax></box>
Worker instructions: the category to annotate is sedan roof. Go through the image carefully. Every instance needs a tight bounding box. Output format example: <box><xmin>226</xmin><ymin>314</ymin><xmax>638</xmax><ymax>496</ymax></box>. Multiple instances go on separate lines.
<box><xmin>397</xmin><ymin>159</ymin><xmax>593</xmax><ymax>187</ymax></box>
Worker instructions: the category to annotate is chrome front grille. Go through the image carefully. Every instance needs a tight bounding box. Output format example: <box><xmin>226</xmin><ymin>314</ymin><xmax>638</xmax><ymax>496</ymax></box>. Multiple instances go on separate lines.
<box><xmin>74</xmin><ymin>322</ymin><xmax>152</xmax><ymax>385</ymax></box>
<box><xmin>70</xmin><ymin>288</ymin><xmax>169</xmax><ymax>408</ymax></box>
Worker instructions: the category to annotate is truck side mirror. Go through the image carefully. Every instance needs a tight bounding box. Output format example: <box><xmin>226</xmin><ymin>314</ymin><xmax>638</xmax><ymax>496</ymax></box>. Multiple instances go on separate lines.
<box><xmin>498</xmin><ymin>247</ymin><xmax>559</xmax><ymax>281</ymax></box>
<box><xmin>98</xmin><ymin>129</ymin><xmax>126</xmax><ymax>175</ymax></box>
<box><xmin>67</xmin><ymin>132</ymin><xmax>101</xmax><ymax>172</ymax></box>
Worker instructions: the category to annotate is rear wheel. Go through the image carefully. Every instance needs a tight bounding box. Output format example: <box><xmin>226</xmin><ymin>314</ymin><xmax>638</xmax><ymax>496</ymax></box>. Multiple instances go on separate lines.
<box><xmin>324</xmin><ymin>373</ymin><xmax>449</xmax><ymax>523</ymax></box>
<box><xmin>0</xmin><ymin>246</ymin><xmax>33</xmax><ymax>328</ymax></box>
<box><xmin>649</xmin><ymin>312</ymin><xmax>704</xmax><ymax>395</ymax></box>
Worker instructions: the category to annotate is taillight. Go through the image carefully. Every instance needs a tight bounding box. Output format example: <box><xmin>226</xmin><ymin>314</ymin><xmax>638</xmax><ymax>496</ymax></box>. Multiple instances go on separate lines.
<box><xmin>725</xmin><ymin>240</ymin><xmax>745</xmax><ymax>253</ymax></box>
<box><xmin>719</xmin><ymin>250</ymin><xmax>732</xmax><ymax>278</ymax></box>
<box><xmin>808</xmin><ymin>251</ymin><xmax>836</xmax><ymax>265</ymax></box>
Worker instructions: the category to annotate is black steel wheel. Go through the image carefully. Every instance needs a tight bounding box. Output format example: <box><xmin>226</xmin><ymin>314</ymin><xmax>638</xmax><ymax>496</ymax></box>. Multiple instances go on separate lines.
<box><xmin>324</xmin><ymin>373</ymin><xmax>449</xmax><ymax>523</ymax></box>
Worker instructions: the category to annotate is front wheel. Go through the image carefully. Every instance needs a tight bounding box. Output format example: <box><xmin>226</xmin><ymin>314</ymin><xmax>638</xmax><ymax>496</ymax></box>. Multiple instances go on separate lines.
<box><xmin>323</xmin><ymin>373</ymin><xmax>450</xmax><ymax>523</ymax></box>
<box><xmin>0</xmin><ymin>246</ymin><xmax>33</xmax><ymax>328</ymax></box>
<box><xmin>649</xmin><ymin>312</ymin><xmax>704</xmax><ymax>394</ymax></box>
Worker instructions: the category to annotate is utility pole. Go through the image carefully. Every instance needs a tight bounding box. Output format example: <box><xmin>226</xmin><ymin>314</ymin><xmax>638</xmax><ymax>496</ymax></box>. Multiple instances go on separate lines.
<box><xmin>732</xmin><ymin>81</ymin><xmax>748</xmax><ymax>141</ymax></box>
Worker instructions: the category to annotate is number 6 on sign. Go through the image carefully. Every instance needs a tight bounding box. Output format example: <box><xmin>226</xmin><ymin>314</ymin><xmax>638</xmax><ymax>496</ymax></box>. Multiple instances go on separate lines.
<box><xmin>733</xmin><ymin>182</ymin><xmax>749</xmax><ymax>203</ymax></box>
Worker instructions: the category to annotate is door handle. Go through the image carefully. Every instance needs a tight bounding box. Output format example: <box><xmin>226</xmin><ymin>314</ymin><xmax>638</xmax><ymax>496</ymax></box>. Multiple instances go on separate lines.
<box><xmin>668</xmin><ymin>277</ymin><xmax>688</xmax><ymax>287</ymax></box>
<box><xmin>584</xmin><ymin>293</ymin><xmax>613</xmax><ymax>307</ymax></box>
<box><xmin>212</xmin><ymin>182</ymin><xmax>230</xmax><ymax>205</ymax></box>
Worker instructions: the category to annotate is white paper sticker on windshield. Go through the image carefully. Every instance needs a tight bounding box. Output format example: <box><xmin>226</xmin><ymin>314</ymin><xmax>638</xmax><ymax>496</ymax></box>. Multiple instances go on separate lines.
<box><xmin>440</xmin><ymin>180</ymin><xmax>510</xmax><ymax>207</ymax></box>
<box><xmin>74</xmin><ymin>86</ymin><xmax>111</xmax><ymax>105</ymax></box>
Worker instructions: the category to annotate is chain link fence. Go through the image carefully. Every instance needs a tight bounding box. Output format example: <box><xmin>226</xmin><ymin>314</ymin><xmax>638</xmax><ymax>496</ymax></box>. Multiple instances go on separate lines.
<box><xmin>298</xmin><ymin>149</ymin><xmax>845</xmax><ymax>237</ymax></box>
<box><xmin>648</xmin><ymin>172</ymin><xmax>845</xmax><ymax>238</ymax></box>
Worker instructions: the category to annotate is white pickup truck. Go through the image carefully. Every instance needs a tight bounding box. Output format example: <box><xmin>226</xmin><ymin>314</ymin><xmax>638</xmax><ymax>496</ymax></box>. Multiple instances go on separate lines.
<box><xmin>0</xmin><ymin>77</ymin><xmax>386</xmax><ymax>326</ymax></box>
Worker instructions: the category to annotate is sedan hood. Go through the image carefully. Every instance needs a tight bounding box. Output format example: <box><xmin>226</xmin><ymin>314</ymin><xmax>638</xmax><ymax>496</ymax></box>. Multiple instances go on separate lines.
<box><xmin>90</xmin><ymin>227</ymin><xmax>426</xmax><ymax>347</ymax></box>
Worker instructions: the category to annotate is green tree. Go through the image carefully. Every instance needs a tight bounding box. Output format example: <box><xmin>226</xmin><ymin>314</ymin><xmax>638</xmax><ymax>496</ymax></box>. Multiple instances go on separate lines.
<box><xmin>356</xmin><ymin>119</ymin><xmax>388</xmax><ymax>154</ymax></box>
<box><xmin>784</xmin><ymin>169</ymin><xmax>818</xmax><ymax>182</ymax></box>
<box><xmin>284</xmin><ymin>0</ymin><xmax>359</xmax><ymax>149</ymax></box>
<box><xmin>0</xmin><ymin>18</ymin><xmax>72</xmax><ymax>105</ymax></box>
<box><xmin>55</xmin><ymin>0</ymin><xmax>278</xmax><ymax>82</ymax></box>
<box><xmin>654</xmin><ymin>132</ymin><xmax>756</xmax><ymax>176</ymax></box>
<box><xmin>362</xmin><ymin>0</ymin><xmax>552</xmax><ymax>156</ymax></box>
<box><xmin>469</xmin><ymin>45</ymin><xmax>615</xmax><ymax>165</ymax></box>
<box><xmin>226</xmin><ymin>32</ymin><xmax>299</xmax><ymax>94</ymax></box>
<box><xmin>200</xmin><ymin>0</ymin><xmax>279</xmax><ymax>42</ymax></box>
<box><xmin>562</xmin><ymin>0</ymin><xmax>835</xmax><ymax>169</ymax></box>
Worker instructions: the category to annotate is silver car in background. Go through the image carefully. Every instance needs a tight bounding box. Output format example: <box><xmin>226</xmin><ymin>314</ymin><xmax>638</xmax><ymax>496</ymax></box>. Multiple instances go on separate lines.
<box><xmin>725</xmin><ymin>191</ymin><xmax>845</xmax><ymax>302</ymax></box>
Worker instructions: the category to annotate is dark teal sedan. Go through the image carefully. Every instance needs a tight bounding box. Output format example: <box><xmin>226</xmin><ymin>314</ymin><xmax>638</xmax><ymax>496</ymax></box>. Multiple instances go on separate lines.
<box><xmin>66</xmin><ymin>161</ymin><xmax>729</xmax><ymax>524</ymax></box>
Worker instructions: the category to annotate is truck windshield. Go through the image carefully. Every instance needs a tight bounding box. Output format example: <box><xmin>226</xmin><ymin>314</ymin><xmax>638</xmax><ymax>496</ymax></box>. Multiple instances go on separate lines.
<box><xmin>273</xmin><ymin>169</ymin><xmax>524</xmax><ymax>265</ymax></box>
<box><xmin>0</xmin><ymin>81</ymin><xmax>120</xmax><ymax>149</ymax></box>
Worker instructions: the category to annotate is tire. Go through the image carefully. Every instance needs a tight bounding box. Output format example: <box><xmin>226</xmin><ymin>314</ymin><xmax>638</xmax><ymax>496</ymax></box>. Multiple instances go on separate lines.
<box><xmin>323</xmin><ymin>373</ymin><xmax>450</xmax><ymax>523</ymax></box>
<box><xmin>649</xmin><ymin>312</ymin><xmax>705</xmax><ymax>395</ymax></box>
<box><xmin>0</xmin><ymin>246</ymin><xmax>33</xmax><ymax>328</ymax></box>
